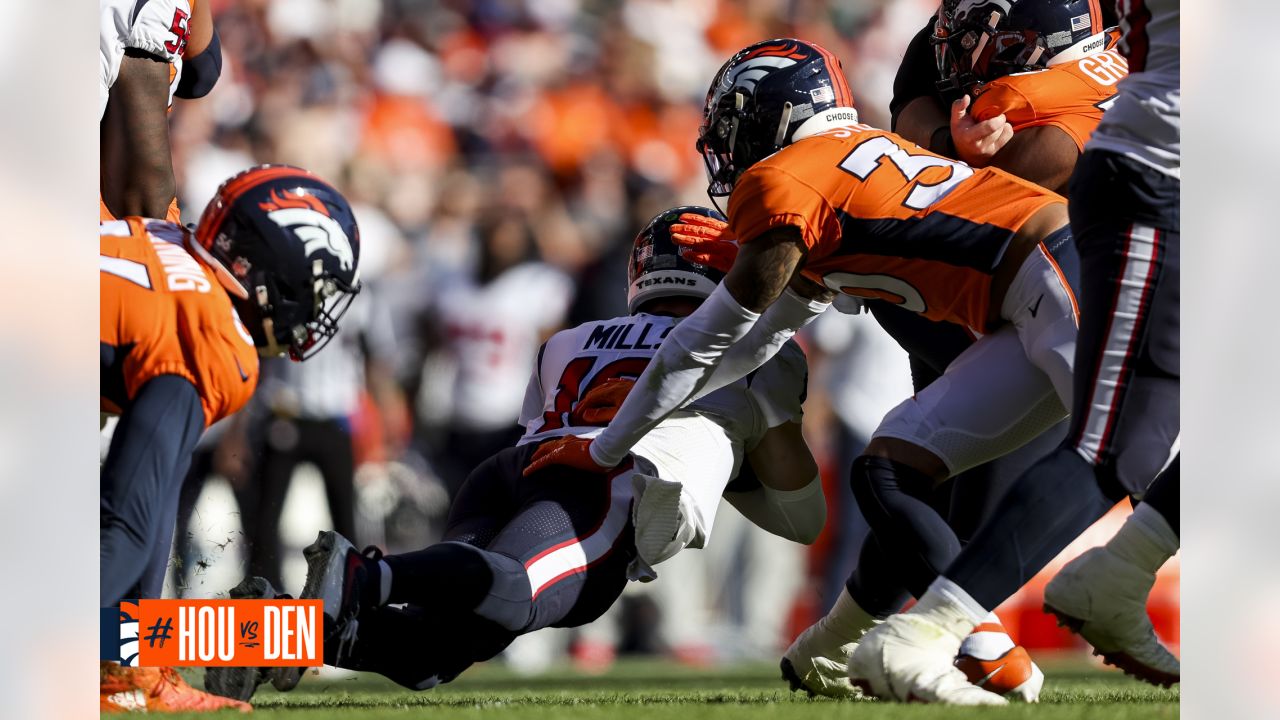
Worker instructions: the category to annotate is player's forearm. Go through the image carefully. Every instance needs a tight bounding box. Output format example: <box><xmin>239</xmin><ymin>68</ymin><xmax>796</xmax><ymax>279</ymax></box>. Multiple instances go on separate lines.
<box><xmin>589</xmin><ymin>283</ymin><xmax>761</xmax><ymax>467</ymax></box>
<box><xmin>697</xmin><ymin>287</ymin><xmax>829</xmax><ymax>401</ymax></box>
<box><xmin>110</xmin><ymin>52</ymin><xmax>178</xmax><ymax>218</ymax></box>
<box><xmin>895</xmin><ymin>97</ymin><xmax>951</xmax><ymax>153</ymax></box>
<box><xmin>987</xmin><ymin>124</ymin><xmax>1078</xmax><ymax>194</ymax></box>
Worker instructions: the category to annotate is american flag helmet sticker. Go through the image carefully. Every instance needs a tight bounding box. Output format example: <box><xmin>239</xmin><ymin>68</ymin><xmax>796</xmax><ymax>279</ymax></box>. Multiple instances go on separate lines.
<box><xmin>1070</xmin><ymin>14</ymin><xmax>1090</xmax><ymax>32</ymax></box>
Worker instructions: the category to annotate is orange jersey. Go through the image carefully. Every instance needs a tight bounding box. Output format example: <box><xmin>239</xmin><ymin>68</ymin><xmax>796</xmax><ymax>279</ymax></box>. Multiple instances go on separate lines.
<box><xmin>100</xmin><ymin>217</ymin><xmax>259</xmax><ymax>426</ymax></box>
<box><xmin>971</xmin><ymin>34</ymin><xmax>1129</xmax><ymax>152</ymax></box>
<box><xmin>729</xmin><ymin>125</ymin><xmax>1062</xmax><ymax>331</ymax></box>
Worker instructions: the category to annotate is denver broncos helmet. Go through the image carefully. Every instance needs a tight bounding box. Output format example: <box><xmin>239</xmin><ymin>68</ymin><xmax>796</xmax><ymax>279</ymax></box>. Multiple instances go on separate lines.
<box><xmin>194</xmin><ymin>164</ymin><xmax>361</xmax><ymax>361</ymax></box>
<box><xmin>933</xmin><ymin>0</ymin><xmax>1114</xmax><ymax>95</ymax></box>
<box><xmin>698</xmin><ymin>39</ymin><xmax>858</xmax><ymax>207</ymax></box>
<box><xmin>628</xmin><ymin>206</ymin><xmax>727</xmax><ymax>315</ymax></box>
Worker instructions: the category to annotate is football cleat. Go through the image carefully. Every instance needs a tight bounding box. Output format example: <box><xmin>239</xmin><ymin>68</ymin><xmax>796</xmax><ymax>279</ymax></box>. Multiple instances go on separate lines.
<box><xmin>781</xmin><ymin>589</ymin><xmax>879</xmax><ymax>699</ymax></box>
<box><xmin>1043</xmin><ymin>546</ymin><xmax>1180</xmax><ymax>687</ymax></box>
<box><xmin>302</xmin><ymin>531</ymin><xmax>380</xmax><ymax>666</ymax></box>
<box><xmin>205</xmin><ymin>576</ymin><xmax>305</xmax><ymax>702</ymax></box>
<box><xmin>102</xmin><ymin>662</ymin><xmax>251</xmax><ymax>713</ymax></box>
<box><xmin>848</xmin><ymin>614</ymin><xmax>1008</xmax><ymax>705</ymax></box>
<box><xmin>955</xmin><ymin>623</ymin><xmax>1044</xmax><ymax>702</ymax></box>
<box><xmin>780</xmin><ymin>619</ymin><xmax>864</xmax><ymax>698</ymax></box>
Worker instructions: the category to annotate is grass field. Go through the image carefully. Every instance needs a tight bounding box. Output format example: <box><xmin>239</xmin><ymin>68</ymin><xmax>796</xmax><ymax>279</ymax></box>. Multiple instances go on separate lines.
<box><xmin>153</xmin><ymin>656</ymin><xmax>1178</xmax><ymax>719</ymax></box>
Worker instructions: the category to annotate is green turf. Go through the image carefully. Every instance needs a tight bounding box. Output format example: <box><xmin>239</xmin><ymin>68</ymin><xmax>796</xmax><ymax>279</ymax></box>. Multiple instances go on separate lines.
<box><xmin>147</xmin><ymin>657</ymin><xmax>1178</xmax><ymax>719</ymax></box>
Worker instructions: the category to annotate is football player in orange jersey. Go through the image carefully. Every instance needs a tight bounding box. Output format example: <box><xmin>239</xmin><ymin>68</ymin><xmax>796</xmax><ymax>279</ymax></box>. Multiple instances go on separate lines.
<box><xmin>844</xmin><ymin>0</ymin><xmax>1180</xmax><ymax>702</ymax></box>
<box><xmin>100</xmin><ymin>165</ymin><xmax>361</xmax><ymax>713</ymax></box>
<box><xmin>523</xmin><ymin>38</ymin><xmax>1084</xmax><ymax>704</ymax></box>
<box><xmin>894</xmin><ymin>0</ymin><xmax>1122</xmax><ymax>193</ymax></box>
<box><xmin>780</xmin><ymin>0</ymin><xmax>1129</xmax><ymax>699</ymax></box>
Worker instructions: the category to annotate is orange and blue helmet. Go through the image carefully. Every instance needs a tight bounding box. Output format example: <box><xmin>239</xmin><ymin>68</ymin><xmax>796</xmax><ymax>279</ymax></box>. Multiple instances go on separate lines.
<box><xmin>698</xmin><ymin>39</ymin><xmax>857</xmax><ymax>206</ymax></box>
<box><xmin>195</xmin><ymin>164</ymin><xmax>361</xmax><ymax>361</ymax></box>
<box><xmin>933</xmin><ymin>0</ymin><xmax>1115</xmax><ymax>95</ymax></box>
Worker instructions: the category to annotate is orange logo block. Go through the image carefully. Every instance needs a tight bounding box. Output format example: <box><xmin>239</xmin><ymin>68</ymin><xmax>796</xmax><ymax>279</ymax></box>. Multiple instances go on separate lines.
<box><xmin>133</xmin><ymin>599</ymin><xmax>323</xmax><ymax>667</ymax></box>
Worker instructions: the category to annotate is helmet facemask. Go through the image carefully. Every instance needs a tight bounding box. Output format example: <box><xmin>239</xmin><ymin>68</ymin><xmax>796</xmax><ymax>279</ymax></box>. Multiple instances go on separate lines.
<box><xmin>698</xmin><ymin>89</ymin><xmax>746</xmax><ymax>213</ymax></box>
<box><xmin>233</xmin><ymin>258</ymin><xmax>359</xmax><ymax>361</ymax></box>
<box><xmin>934</xmin><ymin>0</ymin><xmax>1103</xmax><ymax>95</ymax></box>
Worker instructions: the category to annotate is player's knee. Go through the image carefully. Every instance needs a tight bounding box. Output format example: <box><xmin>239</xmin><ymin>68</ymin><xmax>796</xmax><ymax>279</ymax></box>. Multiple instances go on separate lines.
<box><xmin>850</xmin><ymin>452</ymin><xmax>942</xmax><ymax>511</ymax></box>
<box><xmin>1074</xmin><ymin>427</ymin><xmax>1176</xmax><ymax>501</ymax></box>
<box><xmin>861</xmin><ymin>437</ymin><xmax>949</xmax><ymax>482</ymax></box>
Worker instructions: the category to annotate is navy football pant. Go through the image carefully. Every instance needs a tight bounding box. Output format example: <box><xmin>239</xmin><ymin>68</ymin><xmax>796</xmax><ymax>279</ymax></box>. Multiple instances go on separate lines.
<box><xmin>947</xmin><ymin>150</ymin><xmax>1181</xmax><ymax>609</ymax></box>
<box><xmin>100</xmin><ymin>374</ymin><xmax>205</xmax><ymax>606</ymax></box>
<box><xmin>341</xmin><ymin>442</ymin><xmax>638</xmax><ymax>689</ymax></box>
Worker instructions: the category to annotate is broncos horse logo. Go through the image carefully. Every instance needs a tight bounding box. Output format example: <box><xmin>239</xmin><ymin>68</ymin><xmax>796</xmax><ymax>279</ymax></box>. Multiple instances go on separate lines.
<box><xmin>259</xmin><ymin>189</ymin><xmax>355</xmax><ymax>272</ymax></box>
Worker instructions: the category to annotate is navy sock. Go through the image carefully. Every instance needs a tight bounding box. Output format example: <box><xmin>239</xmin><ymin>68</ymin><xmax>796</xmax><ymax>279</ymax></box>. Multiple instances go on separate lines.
<box><xmin>383</xmin><ymin>541</ymin><xmax>533</xmax><ymax>631</ymax></box>
<box><xmin>945</xmin><ymin>446</ymin><xmax>1118</xmax><ymax>610</ymax></box>
<box><xmin>849</xmin><ymin>456</ymin><xmax>961</xmax><ymax>598</ymax></box>
<box><xmin>1139</xmin><ymin>456</ymin><xmax>1179</xmax><ymax>536</ymax></box>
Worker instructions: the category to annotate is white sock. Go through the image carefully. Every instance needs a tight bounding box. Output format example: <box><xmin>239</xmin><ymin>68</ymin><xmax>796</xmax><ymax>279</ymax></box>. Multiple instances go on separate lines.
<box><xmin>980</xmin><ymin>611</ymin><xmax>1004</xmax><ymax>628</ymax></box>
<box><xmin>823</xmin><ymin>587</ymin><xmax>877</xmax><ymax>640</ymax></box>
<box><xmin>1108</xmin><ymin>503</ymin><xmax>1179</xmax><ymax>574</ymax></box>
<box><xmin>378</xmin><ymin>559</ymin><xmax>393</xmax><ymax>605</ymax></box>
<box><xmin>911</xmin><ymin>577</ymin><xmax>987</xmax><ymax>642</ymax></box>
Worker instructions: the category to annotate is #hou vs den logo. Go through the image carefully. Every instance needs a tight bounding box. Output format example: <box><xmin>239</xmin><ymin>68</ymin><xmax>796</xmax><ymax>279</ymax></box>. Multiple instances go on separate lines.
<box><xmin>104</xmin><ymin>598</ymin><xmax>323</xmax><ymax>667</ymax></box>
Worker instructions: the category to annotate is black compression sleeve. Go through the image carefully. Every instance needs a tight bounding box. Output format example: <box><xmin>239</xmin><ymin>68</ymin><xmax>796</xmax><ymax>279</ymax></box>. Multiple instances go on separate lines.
<box><xmin>175</xmin><ymin>28</ymin><xmax>222</xmax><ymax>99</ymax></box>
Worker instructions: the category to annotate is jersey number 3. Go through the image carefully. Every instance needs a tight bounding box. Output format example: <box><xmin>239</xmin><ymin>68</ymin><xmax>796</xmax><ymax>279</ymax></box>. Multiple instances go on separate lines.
<box><xmin>838</xmin><ymin>135</ymin><xmax>973</xmax><ymax>210</ymax></box>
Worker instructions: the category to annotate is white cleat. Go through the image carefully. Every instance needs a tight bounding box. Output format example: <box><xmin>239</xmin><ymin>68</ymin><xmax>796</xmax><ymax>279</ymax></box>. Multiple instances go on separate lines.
<box><xmin>780</xmin><ymin>621</ymin><xmax>862</xmax><ymax>699</ymax></box>
<box><xmin>1044</xmin><ymin>546</ymin><xmax>1180</xmax><ymax>687</ymax></box>
<box><xmin>848</xmin><ymin>614</ymin><xmax>1007</xmax><ymax>706</ymax></box>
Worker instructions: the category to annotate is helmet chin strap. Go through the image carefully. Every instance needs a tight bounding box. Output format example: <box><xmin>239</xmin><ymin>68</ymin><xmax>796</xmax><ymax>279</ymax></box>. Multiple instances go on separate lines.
<box><xmin>257</xmin><ymin>317</ymin><xmax>286</xmax><ymax>358</ymax></box>
<box><xmin>773</xmin><ymin>101</ymin><xmax>794</xmax><ymax>147</ymax></box>
<box><xmin>790</xmin><ymin>106</ymin><xmax>861</xmax><ymax>143</ymax></box>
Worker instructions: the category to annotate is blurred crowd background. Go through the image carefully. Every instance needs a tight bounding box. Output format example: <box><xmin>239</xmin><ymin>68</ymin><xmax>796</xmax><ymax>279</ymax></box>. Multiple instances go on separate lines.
<box><xmin>164</xmin><ymin>0</ymin><xmax>1177</xmax><ymax>671</ymax></box>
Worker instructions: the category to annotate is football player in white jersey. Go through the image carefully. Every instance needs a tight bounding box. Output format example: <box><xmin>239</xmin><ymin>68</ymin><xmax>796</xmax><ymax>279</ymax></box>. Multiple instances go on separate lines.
<box><xmin>100</xmin><ymin>0</ymin><xmax>221</xmax><ymax>222</ymax></box>
<box><xmin>846</xmin><ymin>0</ymin><xmax>1181</xmax><ymax>702</ymax></box>
<box><xmin>205</xmin><ymin>207</ymin><xmax>827</xmax><ymax>699</ymax></box>
<box><xmin>1040</xmin><ymin>0</ymin><xmax>1181</xmax><ymax>687</ymax></box>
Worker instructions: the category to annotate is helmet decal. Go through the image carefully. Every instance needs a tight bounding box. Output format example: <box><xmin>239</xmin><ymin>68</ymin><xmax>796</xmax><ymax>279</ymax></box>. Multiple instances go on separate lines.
<box><xmin>719</xmin><ymin>55</ymin><xmax>803</xmax><ymax>97</ymax></box>
<box><xmin>263</xmin><ymin>206</ymin><xmax>356</xmax><ymax>272</ymax></box>
<box><xmin>258</xmin><ymin>188</ymin><xmax>331</xmax><ymax>216</ymax></box>
<box><xmin>742</xmin><ymin>40</ymin><xmax>810</xmax><ymax>61</ymax></box>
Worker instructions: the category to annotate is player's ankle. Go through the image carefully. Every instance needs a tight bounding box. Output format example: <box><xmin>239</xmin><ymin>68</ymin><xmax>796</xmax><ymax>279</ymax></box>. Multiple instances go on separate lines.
<box><xmin>824</xmin><ymin>587</ymin><xmax>877</xmax><ymax>640</ymax></box>
<box><xmin>1107</xmin><ymin>504</ymin><xmax>1178</xmax><ymax>574</ymax></box>
<box><xmin>911</xmin><ymin>578</ymin><xmax>987</xmax><ymax>642</ymax></box>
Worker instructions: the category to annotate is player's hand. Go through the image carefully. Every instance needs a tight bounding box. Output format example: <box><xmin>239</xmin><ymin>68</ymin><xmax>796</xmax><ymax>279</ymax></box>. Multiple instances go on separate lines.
<box><xmin>569</xmin><ymin>378</ymin><xmax>635</xmax><ymax>426</ymax></box>
<box><xmin>670</xmin><ymin>212</ymin><xmax>738</xmax><ymax>272</ymax></box>
<box><xmin>950</xmin><ymin>94</ymin><xmax>1013</xmax><ymax>167</ymax></box>
<box><xmin>523</xmin><ymin>435</ymin><xmax>615</xmax><ymax>476</ymax></box>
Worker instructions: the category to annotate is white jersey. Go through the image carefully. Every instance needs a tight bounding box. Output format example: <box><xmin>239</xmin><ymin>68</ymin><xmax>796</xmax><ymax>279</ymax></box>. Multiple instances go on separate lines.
<box><xmin>518</xmin><ymin>312</ymin><xmax>808</xmax><ymax>543</ymax></box>
<box><xmin>100</xmin><ymin>0</ymin><xmax>191</xmax><ymax>119</ymax></box>
<box><xmin>436</xmin><ymin>262</ymin><xmax>573</xmax><ymax>432</ymax></box>
<box><xmin>1087</xmin><ymin>0</ymin><xmax>1179</xmax><ymax>178</ymax></box>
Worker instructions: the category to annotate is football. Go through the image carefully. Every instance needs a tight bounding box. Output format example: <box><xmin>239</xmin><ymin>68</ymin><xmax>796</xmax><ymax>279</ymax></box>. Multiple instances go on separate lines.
<box><xmin>955</xmin><ymin>623</ymin><xmax>1045</xmax><ymax>700</ymax></box>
